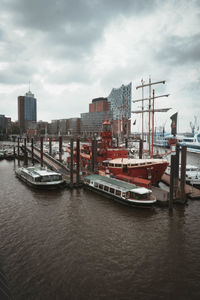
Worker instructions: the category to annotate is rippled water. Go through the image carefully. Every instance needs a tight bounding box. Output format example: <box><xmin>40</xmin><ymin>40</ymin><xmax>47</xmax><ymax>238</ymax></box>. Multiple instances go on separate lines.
<box><xmin>1</xmin><ymin>157</ymin><xmax>200</xmax><ymax>299</ymax></box>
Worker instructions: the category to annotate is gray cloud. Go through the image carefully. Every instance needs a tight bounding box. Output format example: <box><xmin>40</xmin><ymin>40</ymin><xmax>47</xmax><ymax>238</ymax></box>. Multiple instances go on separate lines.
<box><xmin>155</xmin><ymin>34</ymin><xmax>200</xmax><ymax>65</ymax></box>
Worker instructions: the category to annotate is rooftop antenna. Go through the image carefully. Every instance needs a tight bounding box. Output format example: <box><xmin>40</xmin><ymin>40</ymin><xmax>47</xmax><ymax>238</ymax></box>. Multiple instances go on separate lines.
<box><xmin>28</xmin><ymin>80</ymin><xmax>30</xmax><ymax>92</ymax></box>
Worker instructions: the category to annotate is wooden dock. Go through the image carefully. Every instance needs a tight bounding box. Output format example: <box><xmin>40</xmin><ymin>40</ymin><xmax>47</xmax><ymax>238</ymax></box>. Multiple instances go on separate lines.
<box><xmin>161</xmin><ymin>173</ymin><xmax>200</xmax><ymax>200</ymax></box>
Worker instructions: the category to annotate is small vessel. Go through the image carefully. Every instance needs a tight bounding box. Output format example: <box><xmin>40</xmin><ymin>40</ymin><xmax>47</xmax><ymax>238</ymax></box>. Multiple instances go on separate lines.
<box><xmin>179</xmin><ymin>133</ymin><xmax>200</xmax><ymax>152</ymax></box>
<box><xmin>15</xmin><ymin>166</ymin><xmax>65</xmax><ymax>189</ymax></box>
<box><xmin>166</xmin><ymin>164</ymin><xmax>200</xmax><ymax>187</ymax></box>
<box><xmin>84</xmin><ymin>174</ymin><xmax>156</xmax><ymax>208</ymax></box>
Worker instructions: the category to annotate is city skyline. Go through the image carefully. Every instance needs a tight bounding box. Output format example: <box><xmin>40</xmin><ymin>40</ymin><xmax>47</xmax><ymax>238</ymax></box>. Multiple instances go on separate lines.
<box><xmin>0</xmin><ymin>0</ymin><xmax>200</xmax><ymax>133</ymax></box>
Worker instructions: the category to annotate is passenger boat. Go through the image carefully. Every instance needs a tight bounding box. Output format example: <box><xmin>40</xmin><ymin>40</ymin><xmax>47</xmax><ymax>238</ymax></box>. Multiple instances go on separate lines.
<box><xmin>84</xmin><ymin>174</ymin><xmax>156</xmax><ymax>208</ymax></box>
<box><xmin>100</xmin><ymin>157</ymin><xmax>168</xmax><ymax>185</ymax></box>
<box><xmin>15</xmin><ymin>166</ymin><xmax>65</xmax><ymax>189</ymax></box>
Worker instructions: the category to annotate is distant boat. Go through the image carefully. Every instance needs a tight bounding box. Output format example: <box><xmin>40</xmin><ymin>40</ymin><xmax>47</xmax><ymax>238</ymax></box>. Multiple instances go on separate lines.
<box><xmin>15</xmin><ymin>166</ymin><xmax>65</xmax><ymax>189</ymax></box>
<box><xmin>179</xmin><ymin>132</ymin><xmax>200</xmax><ymax>152</ymax></box>
<box><xmin>84</xmin><ymin>174</ymin><xmax>156</xmax><ymax>208</ymax></box>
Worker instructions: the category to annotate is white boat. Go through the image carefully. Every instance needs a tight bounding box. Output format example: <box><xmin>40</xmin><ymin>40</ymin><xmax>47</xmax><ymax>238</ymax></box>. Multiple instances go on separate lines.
<box><xmin>179</xmin><ymin>132</ymin><xmax>200</xmax><ymax>152</ymax></box>
<box><xmin>84</xmin><ymin>174</ymin><xmax>156</xmax><ymax>208</ymax></box>
<box><xmin>15</xmin><ymin>166</ymin><xmax>65</xmax><ymax>189</ymax></box>
<box><xmin>166</xmin><ymin>164</ymin><xmax>200</xmax><ymax>187</ymax></box>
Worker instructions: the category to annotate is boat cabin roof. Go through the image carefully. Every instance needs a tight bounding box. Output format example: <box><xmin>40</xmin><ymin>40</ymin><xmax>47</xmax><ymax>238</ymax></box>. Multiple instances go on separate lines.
<box><xmin>85</xmin><ymin>174</ymin><xmax>151</xmax><ymax>194</ymax></box>
<box><xmin>21</xmin><ymin>167</ymin><xmax>61</xmax><ymax>178</ymax></box>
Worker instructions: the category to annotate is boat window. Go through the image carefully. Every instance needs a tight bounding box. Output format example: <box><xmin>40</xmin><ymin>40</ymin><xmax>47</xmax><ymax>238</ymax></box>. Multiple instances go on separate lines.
<box><xmin>122</xmin><ymin>192</ymin><xmax>126</xmax><ymax>198</ymax></box>
<box><xmin>35</xmin><ymin>177</ymin><xmax>41</xmax><ymax>182</ymax></box>
<box><xmin>41</xmin><ymin>176</ymin><xmax>50</xmax><ymax>182</ymax></box>
<box><xmin>94</xmin><ymin>182</ymin><xmax>98</xmax><ymax>188</ymax></box>
<box><xmin>131</xmin><ymin>192</ymin><xmax>150</xmax><ymax>200</ymax></box>
<box><xmin>109</xmin><ymin>188</ymin><xmax>115</xmax><ymax>194</ymax></box>
<box><xmin>115</xmin><ymin>190</ymin><xmax>121</xmax><ymax>196</ymax></box>
<box><xmin>115</xmin><ymin>164</ymin><xmax>121</xmax><ymax>167</ymax></box>
<box><xmin>99</xmin><ymin>184</ymin><xmax>103</xmax><ymax>190</ymax></box>
<box><xmin>104</xmin><ymin>185</ymin><xmax>109</xmax><ymax>191</ymax></box>
<box><xmin>131</xmin><ymin>164</ymin><xmax>137</xmax><ymax>166</ymax></box>
<box><xmin>109</xmin><ymin>163</ymin><xmax>114</xmax><ymax>167</ymax></box>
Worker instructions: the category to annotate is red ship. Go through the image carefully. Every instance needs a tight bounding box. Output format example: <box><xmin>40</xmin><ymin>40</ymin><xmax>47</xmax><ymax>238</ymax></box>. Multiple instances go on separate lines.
<box><xmin>68</xmin><ymin>120</ymin><xmax>168</xmax><ymax>186</ymax></box>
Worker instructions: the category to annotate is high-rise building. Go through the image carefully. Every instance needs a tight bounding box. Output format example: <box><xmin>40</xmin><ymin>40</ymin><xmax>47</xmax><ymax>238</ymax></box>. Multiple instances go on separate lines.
<box><xmin>18</xmin><ymin>90</ymin><xmax>37</xmax><ymax>133</ymax></box>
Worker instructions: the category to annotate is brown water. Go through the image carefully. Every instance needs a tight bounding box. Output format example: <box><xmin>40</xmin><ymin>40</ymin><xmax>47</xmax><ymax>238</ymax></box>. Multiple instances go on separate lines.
<box><xmin>1</xmin><ymin>156</ymin><xmax>200</xmax><ymax>300</ymax></box>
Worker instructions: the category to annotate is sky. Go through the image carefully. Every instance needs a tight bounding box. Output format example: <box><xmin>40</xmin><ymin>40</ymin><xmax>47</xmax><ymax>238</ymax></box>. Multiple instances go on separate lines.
<box><xmin>0</xmin><ymin>0</ymin><xmax>200</xmax><ymax>133</ymax></box>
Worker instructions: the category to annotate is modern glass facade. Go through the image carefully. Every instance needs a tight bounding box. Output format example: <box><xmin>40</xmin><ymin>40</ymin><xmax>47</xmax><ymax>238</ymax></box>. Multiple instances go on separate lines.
<box><xmin>107</xmin><ymin>82</ymin><xmax>132</xmax><ymax>120</ymax></box>
<box><xmin>80</xmin><ymin>111</ymin><xmax>113</xmax><ymax>136</ymax></box>
<box><xmin>24</xmin><ymin>91</ymin><xmax>37</xmax><ymax>122</ymax></box>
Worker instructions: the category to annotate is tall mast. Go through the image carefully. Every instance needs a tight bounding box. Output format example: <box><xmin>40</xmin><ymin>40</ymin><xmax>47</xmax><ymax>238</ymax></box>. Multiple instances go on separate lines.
<box><xmin>134</xmin><ymin>79</ymin><xmax>169</xmax><ymax>157</ymax></box>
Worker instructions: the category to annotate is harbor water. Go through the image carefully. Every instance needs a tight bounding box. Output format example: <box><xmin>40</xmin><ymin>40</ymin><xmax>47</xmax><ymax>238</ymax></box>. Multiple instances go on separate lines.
<box><xmin>1</xmin><ymin>152</ymin><xmax>200</xmax><ymax>299</ymax></box>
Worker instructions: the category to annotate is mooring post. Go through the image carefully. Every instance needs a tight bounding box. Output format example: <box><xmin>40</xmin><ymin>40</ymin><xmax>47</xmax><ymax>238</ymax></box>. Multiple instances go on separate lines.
<box><xmin>17</xmin><ymin>138</ymin><xmax>20</xmax><ymax>157</ymax></box>
<box><xmin>13</xmin><ymin>146</ymin><xmax>16</xmax><ymax>158</ymax></box>
<box><xmin>24</xmin><ymin>138</ymin><xmax>28</xmax><ymax>166</ymax></box>
<box><xmin>139</xmin><ymin>139</ymin><xmax>143</xmax><ymax>159</ymax></box>
<box><xmin>169</xmin><ymin>153</ymin><xmax>176</xmax><ymax>211</ymax></box>
<box><xmin>70</xmin><ymin>138</ymin><xmax>74</xmax><ymax>187</ymax></box>
<box><xmin>174</xmin><ymin>144</ymin><xmax>180</xmax><ymax>195</ymax></box>
<box><xmin>92</xmin><ymin>137</ymin><xmax>97</xmax><ymax>173</ymax></box>
<box><xmin>49</xmin><ymin>137</ymin><xmax>52</xmax><ymax>156</ymax></box>
<box><xmin>40</xmin><ymin>136</ymin><xmax>43</xmax><ymax>167</ymax></box>
<box><xmin>180</xmin><ymin>145</ymin><xmax>187</xmax><ymax>203</ymax></box>
<box><xmin>76</xmin><ymin>138</ymin><xmax>80</xmax><ymax>185</ymax></box>
<box><xmin>59</xmin><ymin>136</ymin><xmax>62</xmax><ymax>162</ymax></box>
<box><xmin>125</xmin><ymin>138</ymin><xmax>128</xmax><ymax>149</ymax></box>
<box><xmin>31</xmin><ymin>138</ymin><xmax>34</xmax><ymax>165</ymax></box>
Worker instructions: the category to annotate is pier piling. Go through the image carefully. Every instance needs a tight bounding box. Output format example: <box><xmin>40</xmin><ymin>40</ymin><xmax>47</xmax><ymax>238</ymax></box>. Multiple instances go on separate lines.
<box><xmin>70</xmin><ymin>139</ymin><xmax>74</xmax><ymax>187</ymax></box>
<box><xmin>31</xmin><ymin>138</ymin><xmax>34</xmax><ymax>165</ymax></box>
<box><xmin>49</xmin><ymin>137</ymin><xmax>52</xmax><ymax>156</ymax></box>
<box><xmin>180</xmin><ymin>146</ymin><xmax>187</xmax><ymax>203</ymax></box>
<box><xmin>76</xmin><ymin>138</ymin><xmax>80</xmax><ymax>185</ymax></box>
<box><xmin>17</xmin><ymin>138</ymin><xmax>20</xmax><ymax>157</ymax></box>
<box><xmin>59</xmin><ymin>136</ymin><xmax>62</xmax><ymax>162</ymax></box>
<box><xmin>40</xmin><ymin>136</ymin><xmax>43</xmax><ymax>167</ymax></box>
<box><xmin>169</xmin><ymin>154</ymin><xmax>175</xmax><ymax>211</ymax></box>
<box><xmin>139</xmin><ymin>139</ymin><xmax>143</xmax><ymax>159</ymax></box>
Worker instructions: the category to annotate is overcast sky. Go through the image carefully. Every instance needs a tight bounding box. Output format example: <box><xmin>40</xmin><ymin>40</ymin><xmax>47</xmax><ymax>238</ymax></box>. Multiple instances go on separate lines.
<box><xmin>0</xmin><ymin>0</ymin><xmax>199</xmax><ymax>132</ymax></box>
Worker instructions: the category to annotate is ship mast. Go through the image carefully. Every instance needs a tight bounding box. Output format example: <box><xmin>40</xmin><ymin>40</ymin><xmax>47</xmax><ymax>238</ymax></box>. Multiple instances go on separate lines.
<box><xmin>133</xmin><ymin>78</ymin><xmax>170</xmax><ymax>157</ymax></box>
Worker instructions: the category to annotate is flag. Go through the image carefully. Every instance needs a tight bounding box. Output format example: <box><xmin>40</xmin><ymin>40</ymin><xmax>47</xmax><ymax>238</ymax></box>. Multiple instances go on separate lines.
<box><xmin>170</xmin><ymin>112</ymin><xmax>178</xmax><ymax>136</ymax></box>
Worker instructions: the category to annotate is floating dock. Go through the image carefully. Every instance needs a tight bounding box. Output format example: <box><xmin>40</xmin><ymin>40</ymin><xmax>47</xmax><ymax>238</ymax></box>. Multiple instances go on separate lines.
<box><xmin>161</xmin><ymin>173</ymin><xmax>200</xmax><ymax>200</ymax></box>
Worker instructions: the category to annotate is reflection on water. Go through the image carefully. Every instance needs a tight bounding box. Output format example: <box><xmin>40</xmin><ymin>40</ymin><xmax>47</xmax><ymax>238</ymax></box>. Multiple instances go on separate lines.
<box><xmin>0</xmin><ymin>158</ymin><xmax>200</xmax><ymax>300</ymax></box>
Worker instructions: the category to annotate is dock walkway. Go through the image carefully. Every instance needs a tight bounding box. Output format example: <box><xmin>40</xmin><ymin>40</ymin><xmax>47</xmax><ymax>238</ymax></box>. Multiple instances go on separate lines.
<box><xmin>161</xmin><ymin>173</ymin><xmax>200</xmax><ymax>199</ymax></box>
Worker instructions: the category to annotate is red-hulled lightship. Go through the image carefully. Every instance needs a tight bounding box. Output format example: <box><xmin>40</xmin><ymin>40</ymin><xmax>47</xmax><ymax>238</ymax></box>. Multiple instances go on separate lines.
<box><xmin>68</xmin><ymin>120</ymin><xmax>168</xmax><ymax>186</ymax></box>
